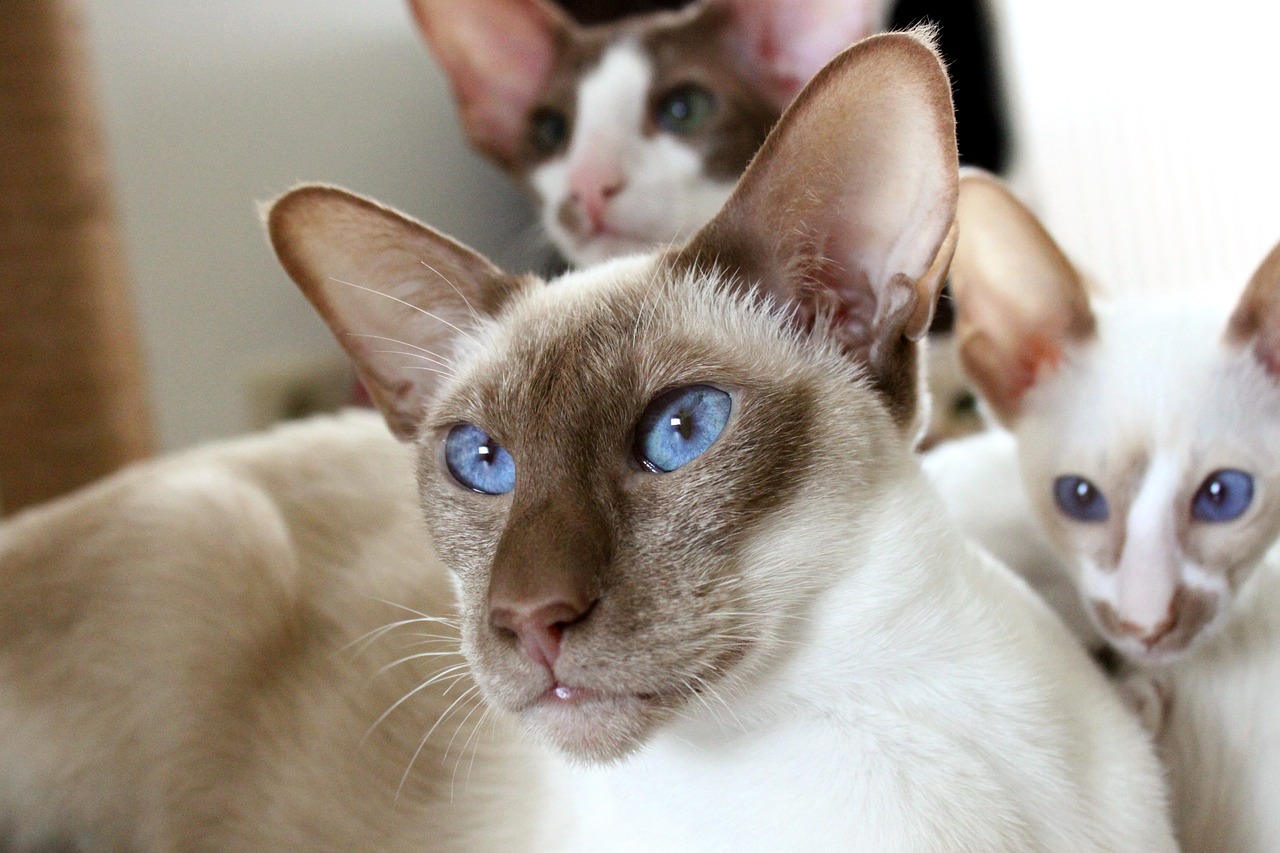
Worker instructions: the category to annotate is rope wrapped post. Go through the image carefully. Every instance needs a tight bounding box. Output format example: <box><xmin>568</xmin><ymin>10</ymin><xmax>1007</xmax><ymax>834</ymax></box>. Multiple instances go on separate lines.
<box><xmin>0</xmin><ymin>0</ymin><xmax>154</xmax><ymax>512</ymax></box>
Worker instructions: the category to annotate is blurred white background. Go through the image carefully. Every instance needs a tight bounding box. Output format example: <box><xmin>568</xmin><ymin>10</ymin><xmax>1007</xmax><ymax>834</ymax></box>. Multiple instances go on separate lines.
<box><xmin>82</xmin><ymin>0</ymin><xmax>1280</xmax><ymax>450</ymax></box>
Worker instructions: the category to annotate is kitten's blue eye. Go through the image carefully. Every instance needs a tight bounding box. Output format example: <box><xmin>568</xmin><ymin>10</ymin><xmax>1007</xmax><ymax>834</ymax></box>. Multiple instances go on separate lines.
<box><xmin>1053</xmin><ymin>475</ymin><xmax>1110</xmax><ymax>522</ymax></box>
<box><xmin>654</xmin><ymin>84</ymin><xmax>716</xmax><ymax>135</ymax></box>
<box><xmin>1191</xmin><ymin>469</ymin><xmax>1253</xmax><ymax>523</ymax></box>
<box><xmin>634</xmin><ymin>385</ymin><xmax>731</xmax><ymax>473</ymax></box>
<box><xmin>445</xmin><ymin>424</ymin><xmax>515</xmax><ymax>495</ymax></box>
<box><xmin>529</xmin><ymin>108</ymin><xmax>570</xmax><ymax>154</ymax></box>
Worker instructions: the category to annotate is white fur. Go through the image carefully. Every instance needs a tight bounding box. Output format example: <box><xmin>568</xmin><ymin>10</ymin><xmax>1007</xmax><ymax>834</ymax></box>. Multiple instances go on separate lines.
<box><xmin>530</xmin><ymin>41</ymin><xmax>736</xmax><ymax>267</ymax></box>
<box><xmin>546</xmin><ymin>461</ymin><xmax>1174</xmax><ymax>851</ymax></box>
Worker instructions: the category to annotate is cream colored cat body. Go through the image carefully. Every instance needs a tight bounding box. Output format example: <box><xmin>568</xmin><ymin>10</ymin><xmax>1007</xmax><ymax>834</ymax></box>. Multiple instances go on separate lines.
<box><xmin>0</xmin><ymin>411</ymin><xmax>544</xmax><ymax>852</ymax></box>
<box><xmin>270</xmin><ymin>33</ymin><xmax>1175</xmax><ymax>851</ymax></box>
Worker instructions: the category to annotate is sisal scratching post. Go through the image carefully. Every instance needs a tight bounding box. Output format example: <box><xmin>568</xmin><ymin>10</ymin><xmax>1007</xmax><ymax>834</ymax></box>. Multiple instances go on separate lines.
<box><xmin>0</xmin><ymin>0</ymin><xmax>154</xmax><ymax>513</ymax></box>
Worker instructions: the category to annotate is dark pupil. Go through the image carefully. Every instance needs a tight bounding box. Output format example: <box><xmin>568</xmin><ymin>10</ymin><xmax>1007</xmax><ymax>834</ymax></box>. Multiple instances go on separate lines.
<box><xmin>1206</xmin><ymin>479</ymin><xmax>1225</xmax><ymax>504</ymax></box>
<box><xmin>476</xmin><ymin>441</ymin><xmax>494</xmax><ymax>464</ymax></box>
<box><xmin>953</xmin><ymin>391</ymin><xmax>978</xmax><ymax>414</ymax></box>
<box><xmin>1074</xmin><ymin>481</ymin><xmax>1094</xmax><ymax>504</ymax></box>
<box><xmin>670</xmin><ymin>411</ymin><xmax>694</xmax><ymax>440</ymax></box>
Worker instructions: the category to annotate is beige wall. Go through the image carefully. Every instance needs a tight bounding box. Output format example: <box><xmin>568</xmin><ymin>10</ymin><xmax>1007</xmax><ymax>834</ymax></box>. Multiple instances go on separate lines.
<box><xmin>84</xmin><ymin>0</ymin><xmax>540</xmax><ymax>449</ymax></box>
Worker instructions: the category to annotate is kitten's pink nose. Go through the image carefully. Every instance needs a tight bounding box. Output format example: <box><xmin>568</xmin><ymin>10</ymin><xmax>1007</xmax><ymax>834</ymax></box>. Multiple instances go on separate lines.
<box><xmin>1114</xmin><ymin>595</ymin><xmax>1181</xmax><ymax>648</ymax></box>
<box><xmin>490</xmin><ymin>599</ymin><xmax>593</xmax><ymax>670</ymax></box>
<box><xmin>568</xmin><ymin>167</ymin><xmax>626</xmax><ymax>231</ymax></box>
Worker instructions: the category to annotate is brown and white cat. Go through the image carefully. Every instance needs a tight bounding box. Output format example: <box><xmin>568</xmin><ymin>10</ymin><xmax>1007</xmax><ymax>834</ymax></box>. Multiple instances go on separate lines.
<box><xmin>927</xmin><ymin>170</ymin><xmax>1280</xmax><ymax>851</ymax></box>
<box><xmin>409</xmin><ymin>0</ymin><xmax>887</xmax><ymax>268</ymax></box>
<box><xmin>270</xmin><ymin>32</ymin><xmax>1174</xmax><ymax>850</ymax></box>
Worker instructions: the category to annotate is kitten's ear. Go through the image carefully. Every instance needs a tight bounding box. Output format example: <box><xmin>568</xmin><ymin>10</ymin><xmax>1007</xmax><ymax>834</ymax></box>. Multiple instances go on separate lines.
<box><xmin>1226</xmin><ymin>237</ymin><xmax>1280</xmax><ymax>376</ymax></box>
<box><xmin>948</xmin><ymin>171</ymin><xmax>1095</xmax><ymax>426</ymax></box>
<box><xmin>674</xmin><ymin>30</ymin><xmax>957</xmax><ymax>431</ymax></box>
<box><xmin>408</xmin><ymin>0</ymin><xmax>570</xmax><ymax>167</ymax></box>
<box><xmin>714</xmin><ymin>0</ymin><xmax>891</xmax><ymax>108</ymax></box>
<box><xmin>266</xmin><ymin>185</ymin><xmax>521</xmax><ymax>440</ymax></box>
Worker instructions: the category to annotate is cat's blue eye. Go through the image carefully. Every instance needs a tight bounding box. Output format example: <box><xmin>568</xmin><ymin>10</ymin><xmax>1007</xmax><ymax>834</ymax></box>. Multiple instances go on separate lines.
<box><xmin>1191</xmin><ymin>469</ymin><xmax>1254</xmax><ymax>523</ymax></box>
<box><xmin>634</xmin><ymin>385</ymin><xmax>731</xmax><ymax>473</ymax></box>
<box><xmin>529</xmin><ymin>108</ymin><xmax>570</xmax><ymax>154</ymax></box>
<box><xmin>1053</xmin><ymin>475</ymin><xmax>1110</xmax><ymax>522</ymax></box>
<box><xmin>654</xmin><ymin>84</ymin><xmax>716</xmax><ymax>135</ymax></box>
<box><xmin>445</xmin><ymin>424</ymin><xmax>515</xmax><ymax>495</ymax></box>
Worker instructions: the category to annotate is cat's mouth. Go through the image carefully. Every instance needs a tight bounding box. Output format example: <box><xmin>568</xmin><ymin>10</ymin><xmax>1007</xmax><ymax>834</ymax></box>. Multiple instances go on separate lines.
<box><xmin>511</xmin><ymin>681</ymin><xmax>681</xmax><ymax>762</ymax></box>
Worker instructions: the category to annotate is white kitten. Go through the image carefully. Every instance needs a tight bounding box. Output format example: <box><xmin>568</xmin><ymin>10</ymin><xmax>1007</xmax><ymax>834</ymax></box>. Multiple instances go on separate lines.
<box><xmin>932</xmin><ymin>170</ymin><xmax>1280</xmax><ymax>851</ymax></box>
<box><xmin>271</xmin><ymin>33</ymin><xmax>1175</xmax><ymax>851</ymax></box>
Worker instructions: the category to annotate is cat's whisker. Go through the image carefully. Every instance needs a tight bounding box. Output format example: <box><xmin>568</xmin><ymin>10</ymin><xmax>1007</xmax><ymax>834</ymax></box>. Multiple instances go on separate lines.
<box><xmin>402</xmin><ymin>365</ymin><xmax>459</xmax><ymax>378</ymax></box>
<box><xmin>457</xmin><ymin>703</ymin><xmax>497</xmax><ymax>795</ymax></box>
<box><xmin>329</xmin><ymin>277</ymin><xmax>476</xmax><ymax>342</ymax></box>
<box><xmin>367</xmin><ymin>348</ymin><xmax>456</xmax><ymax>372</ymax></box>
<box><xmin>364</xmin><ymin>663</ymin><xmax>473</xmax><ymax>741</ymax></box>
<box><xmin>372</xmin><ymin>599</ymin><xmax>461</xmax><ymax>628</ymax></box>
<box><xmin>347</xmin><ymin>333</ymin><xmax>455</xmax><ymax>369</ymax></box>
<box><xmin>420</xmin><ymin>260</ymin><xmax>482</xmax><ymax>328</ymax></box>
<box><xmin>397</xmin><ymin>683</ymin><xmax>483</xmax><ymax>800</ymax></box>
<box><xmin>343</xmin><ymin>615</ymin><xmax>455</xmax><ymax>657</ymax></box>
<box><xmin>442</xmin><ymin>687</ymin><xmax>490</xmax><ymax>794</ymax></box>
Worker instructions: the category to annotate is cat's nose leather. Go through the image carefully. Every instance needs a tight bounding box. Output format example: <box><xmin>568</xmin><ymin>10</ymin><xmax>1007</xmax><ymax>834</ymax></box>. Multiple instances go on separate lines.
<box><xmin>568</xmin><ymin>170</ymin><xmax>626</xmax><ymax>231</ymax></box>
<box><xmin>490</xmin><ymin>599</ymin><xmax>593</xmax><ymax>669</ymax></box>
<box><xmin>1116</xmin><ymin>601</ymin><xmax>1179</xmax><ymax>648</ymax></box>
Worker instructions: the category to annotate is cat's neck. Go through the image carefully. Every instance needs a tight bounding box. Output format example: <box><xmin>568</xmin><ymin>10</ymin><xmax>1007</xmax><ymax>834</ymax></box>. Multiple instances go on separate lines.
<box><xmin>659</xmin><ymin>459</ymin><xmax>1002</xmax><ymax>741</ymax></box>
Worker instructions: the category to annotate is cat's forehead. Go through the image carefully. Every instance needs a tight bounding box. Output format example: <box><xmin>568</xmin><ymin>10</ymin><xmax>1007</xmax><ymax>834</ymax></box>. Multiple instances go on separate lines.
<box><xmin>433</xmin><ymin>255</ymin><xmax>823</xmax><ymax>436</ymax></box>
<box><xmin>1022</xmin><ymin>298</ymin><xmax>1280</xmax><ymax>475</ymax></box>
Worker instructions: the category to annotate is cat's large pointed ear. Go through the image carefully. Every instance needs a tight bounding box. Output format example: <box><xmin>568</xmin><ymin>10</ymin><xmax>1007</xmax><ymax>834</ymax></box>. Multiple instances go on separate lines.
<box><xmin>948</xmin><ymin>170</ymin><xmax>1095</xmax><ymax>426</ymax></box>
<box><xmin>266</xmin><ymin>185</ymin><xmax>521</xmax><ymax>440</ymax></box>
<box><xmin>673</xmin><ymin>30</ymin><xmax>957</xmax><ymax>431</ymax></box>
<box><xmin>408</xmin><ymin>0</ymin><xmax>571</xmax><ymax>168</ymax></box>
<box><xmin>714</xmin><ymin>0</ymin><xmax>891</xmax><ymax>108</ymax></box>
<box><xmin>1226</xmin><ymin>237</ymin><xmax>1280</xmax><ymax>376</ymax></box>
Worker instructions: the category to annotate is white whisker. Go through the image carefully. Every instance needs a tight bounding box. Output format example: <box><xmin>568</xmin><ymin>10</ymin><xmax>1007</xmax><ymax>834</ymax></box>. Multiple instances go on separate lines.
<box><xmin>420</xmin><ymin>261</ymin><xmax>482</xmax><ymax>327</ymax></box>
<box><xmin>398</xmin><ymin>684</ymin><xmax>483</xmax><ymax>799</ymax></box>
<box><xmin>330</xmin><ymin>277</ymin><xmax>476</xmax><ymax>342</ymax></box>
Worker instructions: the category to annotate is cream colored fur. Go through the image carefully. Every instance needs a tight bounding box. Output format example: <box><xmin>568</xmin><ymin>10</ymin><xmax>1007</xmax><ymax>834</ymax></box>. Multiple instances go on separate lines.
<box><xmin>0</xmin><ymin>411</ymin><xmax>544</xmax><ymax>852</ymax></box>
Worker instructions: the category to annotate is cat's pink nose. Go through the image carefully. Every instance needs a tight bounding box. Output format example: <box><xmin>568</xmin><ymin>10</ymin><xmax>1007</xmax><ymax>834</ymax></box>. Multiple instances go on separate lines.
<box><xmin>568</xmin><ymin>169</ymin><xmax>626</xmax><ymax>231</ymax></box>
<box><xmin>490</xmin><ymin>599</ymin><xmax>593</xmax><ymax>670</ymax></box>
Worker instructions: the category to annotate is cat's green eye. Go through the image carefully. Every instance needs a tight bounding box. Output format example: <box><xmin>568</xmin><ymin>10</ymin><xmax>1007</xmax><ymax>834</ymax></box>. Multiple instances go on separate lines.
<box><xmin>529</xmin><ymin>108</ymin><xmax>570</xmax><ymax>154</ymax></box>
<box><xmin>655</xmin><ymin>84</ymin><xmax>716</xmax><ymax>135</ymax></box>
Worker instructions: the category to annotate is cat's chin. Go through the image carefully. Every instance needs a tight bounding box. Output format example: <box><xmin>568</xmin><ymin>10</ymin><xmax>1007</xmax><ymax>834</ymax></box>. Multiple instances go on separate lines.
<box><xmin>517</xmin><ymin>684</ymin><xmax>676</xmax><ymax>763</ymax></box>
<box><xmin>558</xmin><ymin>232</ymin><xmax>661</xmax><ymax>268</ymax></box>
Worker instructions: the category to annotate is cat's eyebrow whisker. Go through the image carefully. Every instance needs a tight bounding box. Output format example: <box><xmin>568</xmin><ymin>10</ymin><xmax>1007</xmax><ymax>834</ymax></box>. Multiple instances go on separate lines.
<box><xmin>367</xmin><ymin>350</ymin><xmax>458</xmax><ymax>376</ymax></box>
<box><xmin>401</xmin><ymin>365</ymin><xmax>462</xmax><ymax>379</ymax></box>
<box><xmin>348</xmin><ymin>333</ymin><xmax>455</xmax><ymax>368</ymax></box>
<box><xmin>419</xmin><ymin>260</ymin><xmax>482</xmax><ymax>328</ymax></box>
<box><xmin>329</xmin><ymin>277</ymin><xmax>476</xmax><ymax>342</ymax></box>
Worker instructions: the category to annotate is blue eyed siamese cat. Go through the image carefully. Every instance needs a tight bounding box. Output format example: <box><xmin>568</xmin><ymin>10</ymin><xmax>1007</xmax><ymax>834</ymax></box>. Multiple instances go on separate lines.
<box><xmin>269</xmin><ymin>32</ymin><xmax>1174</xmax><ymax>851</ymax></box>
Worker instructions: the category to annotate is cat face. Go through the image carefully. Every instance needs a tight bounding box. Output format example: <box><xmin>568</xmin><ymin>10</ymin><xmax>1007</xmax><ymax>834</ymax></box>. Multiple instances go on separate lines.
<box><xmin>268</xmin><ymin>32</ymin><xmax>957</xmax><ymax>759</ymax></box>
<box><xmin>951</xmin><ymin>173</ymin><xmax>1280</xmax><ymax>665</ymax></box>
<box><xmin>410</xmin><ymin>0</ymin><xmax>885</xmax><ymax>267</ymax></box>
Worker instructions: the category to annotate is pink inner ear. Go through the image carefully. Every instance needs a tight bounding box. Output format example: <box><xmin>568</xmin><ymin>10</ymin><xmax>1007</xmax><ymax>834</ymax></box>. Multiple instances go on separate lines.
<box><xmin>721</xmin><ymin>0</ymin><xmax>882</xmax><ymax>106</ymax></box>
<box><xmin>413</xmin><ymin>0</ymin><xmax>562</xmax><ymax>164</ymax></box>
